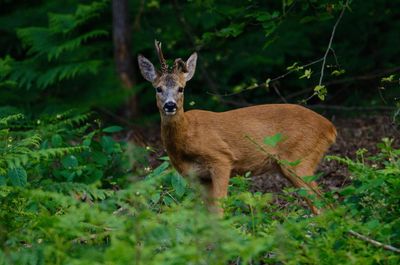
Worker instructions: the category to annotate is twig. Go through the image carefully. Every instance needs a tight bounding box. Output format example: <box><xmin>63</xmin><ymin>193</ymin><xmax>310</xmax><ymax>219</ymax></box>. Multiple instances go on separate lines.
<box><xmin>348</xmin><ymin>229</ymin><xmax>400</xmax><ymax>253</ymax></box>
<box><xmin>285</xmin><ymin>66</ymin><xmax>400</xmax><ymax>101</ymax></box>
<box><xmin>244</xmin><ymin>135</ymin><xmax>328</xmax><ymax>207</ymax></box>
<box><xmin>272</xmin><ymin>83</ymin><xmax>288</xmax><ymax>103</ymax></box>
<box><xmin>207</xmin><ymin>57</ymin><xmax>324</xmax><ymax>97</ymax></box>
<box><xmin>318</xmin><ymin>1</ymin><xmax>348</xmax><ymax>86</ymax></box>
<box><xmin>329</xmin><ymin>47</ymin><xmax>340</xmax><ymax>67</ymax></box>
<box><xmin>207</xmin><ymin>2</ymin><xmax>349</xmax><ymax>100</ymax></box>
<box><xmin>324</xmin><ymin>66</ymin><xmax>400</xmax><ymax>86</ymax></box>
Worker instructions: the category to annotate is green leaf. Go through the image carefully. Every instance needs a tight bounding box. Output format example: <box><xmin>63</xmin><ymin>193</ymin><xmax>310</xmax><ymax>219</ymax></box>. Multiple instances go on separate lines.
<box><xmin>151</xmin><ymin>192</ymin><xmax>161</xmax><ymax>204</ymax></box>
<box><xmin>297</xmin><ymin>188</ymin><xmax>309</xmax><ymax>197</ymax></box>
<box><xmin>286</xmin><ymin>62</ymin><xmax>303</xmax><ymax>71</ymax></box>
<box><xmin>163</xmin><ymin>196</ymin><xmax>174</xmax><ymax>206</ymax></box>
<box><xmin>60</xmin><ymin>170</ymin><xmax>75</xmax><ymax>182</ymax></box>
<box><xmin>92</xmin><ymin>151</ymin><xmax>108</xmax><ymax>166</ymax></box>
<box><xmin>238</xmin><ymin>192</ymin><xmax>256</xmax><ymax>207</ymax></box>
<box><xmin>171</xmin><ymin>172</ymin><xmax>187</xmax><ymax>198</ymax></box>
<box><xmin>216</xmin><ymin>23</ymin><xmax>245</xmax><ymax>38</ymax></box>
<box><xmin>0</xmin><ymin>175</ymin><xmax>7</xmax><ymax>186</ymax></box>
<box><xmin>158</xmin><ymin>156</ymin><xmax>170</xmax><ymax>161</ymax></box>
<box><xmin>101</xmin><ymin>136</ymin><xmax>116</xmax><ymax>153</ymax></box>
<box><xmin>8</xmin><ymin>167</ymin><xmax>27</xmax><ymax>187</ymax></box>
<box><xmin>340</xmin><ymin>186</ymin><xmax>355</xmax><ymax>196</ymax></box>
<box><xmin>381</xmin><ymin>74</ymin><xmax>395</xmax><ymax>83</ymax></box>
<box><xmin>51</xmin><ymin>134</ymin><xmax>63</xmax><ymax>147</ymax></box>
<box><xmin>150</xmin><ymin>161</ymin><xmax>170</xmax><ymax>177</ymax></box>
<box><xmin>331</xmin><ymin>69</ymin><xmax>346</xmax><ymax>76</ymax></box>
<box><xmin>61</xmin><ymin>155</ymin><xmax>78</xmax><ymax>169</ymax></box>
<box><xmin>299</xmin><ymin>69</ymin><xmax>312</xmax><ymax>79</ymax></box>
<box><xmin>263</xmin><ymin>133</ymin><xmax>283</xmax><ymax>147</ymax></box>
<box><xmin>280</xmin><ymin>159</ymin><xmax>301</xmax><ymax>167</ymax></box>
<box><xmin>83</xmin><ymin>138</ymin><xmax>91</xmax><ymax>147</ymax></box>
<box><xmin>303</xmin><ymin>175</ymin><xmax>318</xmax><ymax>183</ymax></box>
<box><xmin>102</xmin><ymin>126</ymin><xmax>123</xmax><ymax>133</ymax></box>
<box><xmin>314</xmin><ymin>85</ymin><xmax>327</xmax><ymax>101</ymax></box>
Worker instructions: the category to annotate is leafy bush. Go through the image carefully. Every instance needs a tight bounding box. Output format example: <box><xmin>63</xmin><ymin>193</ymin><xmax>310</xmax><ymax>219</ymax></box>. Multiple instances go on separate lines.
<box><xmin>1</xmin><ymin>112</ymin><xmax>399</xmax><ymax>265</ymax></box>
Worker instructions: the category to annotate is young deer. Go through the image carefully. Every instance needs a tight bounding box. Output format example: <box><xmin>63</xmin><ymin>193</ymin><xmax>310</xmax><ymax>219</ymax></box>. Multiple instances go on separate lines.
<box><xmin>138</xmin><ymin>41</ymin><xmax>337</xmax><ymax>215</ymax></box>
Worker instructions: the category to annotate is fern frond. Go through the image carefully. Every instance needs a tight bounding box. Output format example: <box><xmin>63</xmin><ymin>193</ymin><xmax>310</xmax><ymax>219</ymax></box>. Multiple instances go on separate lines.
<box><xmin>47</xmin><ymin>30</ymin><xmax>108</xmax><ymax>61</ymax></box>
<box><xmin>36</xmin><ymin>60</ymin><xmax>102</xmax><ymax>89</ymax></box>
<box><xmin>45</xmin><ymin>182</ymin><xmax>114</xmax><ymax>201</ymax></box>
<box><xmin>17</xmin><ymin>27</ymin><xmax>54</xmax><ymax>56</ymax></box>
<box><xmin>74</xmin><ymin>1</ymin><xmax>109</xmax><ymax>27</ymax></box>
<box><xmin>2</xmin><ymin>146</ymin><xmax>87</xmax><ymax>170</ymax></box>
<box><xmin>0</xmin><ymin>113</ymin><xmax>24</xmax><ymax>126</ymax></box>
<box><xmin>0</xmin><ymin>56</ymin><xmax>14</xmax><ymax>79</ymax></box>
<box><xmin>33</xmin><ymin>146</ymin><xmax>87</xmax><ymax>161</ymax></box>
<box><xmin>48</xmin><ymin>1</ymin><xmax>109</xmax><ymax>33</ymax></box>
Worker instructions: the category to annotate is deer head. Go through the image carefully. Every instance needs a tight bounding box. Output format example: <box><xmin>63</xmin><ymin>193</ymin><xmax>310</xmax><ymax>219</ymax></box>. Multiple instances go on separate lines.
<box><xmin>138</xmin><ymin>40</ymin><xmax>197</xmax><ymax>116</ymax></box>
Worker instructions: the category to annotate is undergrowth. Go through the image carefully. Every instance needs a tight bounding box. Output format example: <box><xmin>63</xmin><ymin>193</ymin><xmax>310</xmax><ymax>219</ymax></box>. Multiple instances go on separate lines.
<box><xmin>0</xmin><ymin>111</ymin><xmax>399</xmax><ymax>265</ymax></box>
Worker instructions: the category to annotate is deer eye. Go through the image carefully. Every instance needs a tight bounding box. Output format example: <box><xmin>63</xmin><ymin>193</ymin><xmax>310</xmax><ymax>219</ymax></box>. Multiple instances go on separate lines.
<box><xmin>156</xmin><ymin>87</ymin><xmax>162</xmax><ymax>93</ymax></box>
<box><xmin>178</xmin><ymin>87</ymin><xmax>184</xmax><ymax>93</ymax></box>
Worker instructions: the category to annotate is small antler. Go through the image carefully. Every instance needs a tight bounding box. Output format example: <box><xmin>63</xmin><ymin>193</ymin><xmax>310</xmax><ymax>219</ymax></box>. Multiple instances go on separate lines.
<box><xmin>173</xmin><ymin>58</ymin><xmax>188</xmax><ymax>73</ymax></box>
<box><xmin>154</xmin><ymin>40</ymin><xmax>168</xmax><ymax>73</ymax></box>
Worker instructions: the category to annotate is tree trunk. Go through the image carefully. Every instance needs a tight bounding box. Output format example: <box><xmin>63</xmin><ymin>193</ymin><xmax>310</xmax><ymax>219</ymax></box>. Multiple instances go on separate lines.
<box><xmin>112</xmin><ymin>0</ymin><xmax>139</xmax><ymax>118</ymax></box>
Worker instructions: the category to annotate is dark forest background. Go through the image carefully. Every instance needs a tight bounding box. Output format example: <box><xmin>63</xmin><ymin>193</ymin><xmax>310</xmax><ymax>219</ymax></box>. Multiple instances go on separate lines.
<box><xmin>1</xmin><ymin>0</ymin><xmax>398</xmax><ymax>123</ymax></box>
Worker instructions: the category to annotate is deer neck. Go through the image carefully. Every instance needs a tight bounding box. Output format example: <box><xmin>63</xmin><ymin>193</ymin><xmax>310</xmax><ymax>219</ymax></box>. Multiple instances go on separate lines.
<box><xmin>160</xmin><ymin>109</ymin><xmax>188</xmax><ymax>155</ymax></box>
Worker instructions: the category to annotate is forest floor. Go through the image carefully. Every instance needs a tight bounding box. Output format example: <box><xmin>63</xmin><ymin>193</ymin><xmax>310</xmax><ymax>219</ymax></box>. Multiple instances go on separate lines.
<box><xmin>140</xmin><ymin>114</ymin><xmax>400</xmax><ymax>196</ymax></box>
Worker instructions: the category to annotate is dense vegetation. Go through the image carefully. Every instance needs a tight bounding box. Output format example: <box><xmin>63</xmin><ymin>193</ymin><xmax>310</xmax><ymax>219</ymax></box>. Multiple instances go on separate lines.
<box><xmin>0</xmin><ymin>0</ymin><xmax>399</xmax><ymax>264</ymax></box>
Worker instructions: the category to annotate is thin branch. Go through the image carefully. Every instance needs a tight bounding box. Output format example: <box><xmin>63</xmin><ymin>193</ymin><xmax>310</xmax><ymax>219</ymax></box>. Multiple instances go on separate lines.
<box><xmin>271</xmin><ymin>58</ymin><xmax>324</xmax><ymax>84</ymax></box>
<box><xmin>206</xmin><ymin>3</ymin><xmax>349</xmax><ymax>100</ymax></box>
<box><xmin>348</xmin><ymin>230</ymin><xmax>400</xmax><ymax>254</ymax></box>
<box><xmin>207</xmin><ymin>57</ymin><xmax>324</xmax><ymax>97</ymax></box>
<box><xmin>272</xmin><ymin>83</ymin><xmax>288</xmax><ymax>103</ymax></box>
<box><xmin>283</xmin><ymin>66</ymin><xmax>400</xmax><ymax>101</ymax></box>
<box><xmin>324</xmin><ymin>66</ymin><xmax>400</xmax><ymax>86</ymax></box>
<box><xmin>329</xmin><ymin>47</ymin><xmax>340</xmax><ymax>67</ymax></box>
<box><xmin>318</xmin><ymin>1</ymin><xmax>348</xmax><ymax>86</ymax></box>
<box><xmin>244</xmin><ymin>135</ymin><xmax>330</xmax><ymax>210</ymax></box>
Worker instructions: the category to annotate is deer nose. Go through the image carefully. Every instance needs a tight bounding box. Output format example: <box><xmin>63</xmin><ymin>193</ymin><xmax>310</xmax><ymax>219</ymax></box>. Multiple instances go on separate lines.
<box><xmin>164</xmin><ymin>101</ymin><xmax>177</xmax><ymax>112</ymax></box>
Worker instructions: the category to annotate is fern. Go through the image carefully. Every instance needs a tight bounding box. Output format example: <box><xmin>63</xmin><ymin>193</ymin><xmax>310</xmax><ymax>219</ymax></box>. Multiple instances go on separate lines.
<box><xmin>0</xmin><ymin>112</ymin><xmax>89</xmax><ymax>185</ymax></box>
<box><xmin>47</xmin><ymin>30</ymin><xmax>108</xmax><ymax>61</ymax></box>
<box><xmin>48</xmin><ymin>0</ymin><xmax>109</xmax><ymax>33</ymax></box>
<box><xmin>0</xmin><ymin>113</ymin><xmax>24</xmax><ymax>126</ymax></box>
<box><xmin>1</xmin><ymin>0</ymin><xmax>109</xmax><ymax>91</ymax></box>
<box><xmin>45</xmin><ymin>182</ymin><xmax>114</xmax><ymax>201</ymax></box>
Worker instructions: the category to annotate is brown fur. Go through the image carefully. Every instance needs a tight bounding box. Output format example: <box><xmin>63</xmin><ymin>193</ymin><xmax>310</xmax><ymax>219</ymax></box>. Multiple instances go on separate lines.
<box><xmin>137</xmin><ymin>44</ymin><xmax>336</xmax><ymax>215</ymax></box>
<box><xmin>161</xmin><ymin>104</ymin><xmax>336</xmax><ymax>215</ymax></box>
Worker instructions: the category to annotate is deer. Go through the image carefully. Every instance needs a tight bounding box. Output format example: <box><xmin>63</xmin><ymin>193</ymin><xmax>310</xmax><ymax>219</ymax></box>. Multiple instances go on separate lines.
<box><xmin>137</xmin><ymin>40</ymin><xmax>337</xmax><ymax>216</ymax></box>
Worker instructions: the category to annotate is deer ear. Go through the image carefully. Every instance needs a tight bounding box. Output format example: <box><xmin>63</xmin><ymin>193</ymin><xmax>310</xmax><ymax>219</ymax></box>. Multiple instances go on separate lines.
<box><xmin>138</xmin><ymin>55</ymin><xmax>158</xmax><ymax>82</ymax></box>
<box><xmin>184</xmin><ymin>52</ymin><xmax>197</xmax><ymax>81</ymax></box>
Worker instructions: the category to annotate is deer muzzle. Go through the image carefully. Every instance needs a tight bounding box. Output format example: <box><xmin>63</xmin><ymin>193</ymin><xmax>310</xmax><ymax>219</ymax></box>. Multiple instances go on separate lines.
<box><xmin>163</xmin><ymin>101</ymin><xmax>177</xmax><ymax>115</ymax></box>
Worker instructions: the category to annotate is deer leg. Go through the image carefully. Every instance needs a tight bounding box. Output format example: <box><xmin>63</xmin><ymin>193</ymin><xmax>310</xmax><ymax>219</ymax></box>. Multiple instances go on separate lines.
<box><xmin>203</xmin><ymin>165</ymin><xmax>231</xmax><ymax>217</ymax></box>
<box><xmin>280</xmin><ymin>162</ymin><xmax>322</xmax><ymax>215</ymax></box>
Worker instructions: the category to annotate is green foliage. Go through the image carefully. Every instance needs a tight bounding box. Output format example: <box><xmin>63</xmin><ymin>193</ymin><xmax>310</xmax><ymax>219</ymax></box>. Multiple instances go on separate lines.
<box><xmin>0</xmin><ymin>108</ymin><xmax>130</xmax><ymax>188</ymax></box>
<box><xmin>1</xmin><ymin>125</ymin><xmax>399</xmax><ymax>264</ymax></box>
<box><xmin>0</xmin><ymin>0</ymin><xmax>399</xmax><ymax>264</ymax></box>
<box><xmin>3</xmin><ymin>1</ymin><xmax>107</xmax><ymax>89</ymax></box>
<box><xmin>1</xmin><ymin>0</ymin><xmax>399</xmax><ymax>116</ymax></box>
<box><xmin>0</xmin><ymin>111</ymin><xmax>85</xmax><ymax>183</ymax></box>
<box><xmin>263</xmin><ymin>132</ymin><xmax>283</xmax><ymax>147</ymax></box>
<box><xmin>0</xmin><ymin>0</ymin><xmax>127</xmax><ymax>110</ymax></box>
